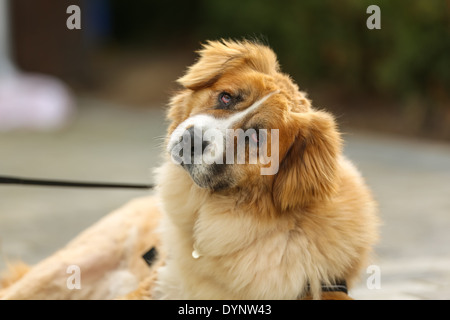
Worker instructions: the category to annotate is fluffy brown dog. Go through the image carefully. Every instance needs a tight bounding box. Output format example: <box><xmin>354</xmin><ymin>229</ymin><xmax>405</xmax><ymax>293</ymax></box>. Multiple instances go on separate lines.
<box><xmin>150</xmin><ymin>39</ymin><xmax>379</xmax><ymax>299</ymax></box>
<box><xmin>0</xmin><ymin>40</ymin><xmax>378</xmax><ymax>300</ymax></box>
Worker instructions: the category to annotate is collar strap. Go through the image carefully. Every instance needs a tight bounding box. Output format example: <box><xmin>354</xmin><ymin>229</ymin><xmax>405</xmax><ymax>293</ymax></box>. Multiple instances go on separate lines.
<box><xmin>142</xmin><ymin>247</ymin><xmax>158</xmax><ymax>266</ymax></box>
<box><xmin>307</xmin><ymin>280</ymin><xmax>348</xmax><ymax>295</ymax></box>
<box><xmin>320</xmin><ymin>281</ymin><xmax>348</xmax><ymax>294</ymax></box>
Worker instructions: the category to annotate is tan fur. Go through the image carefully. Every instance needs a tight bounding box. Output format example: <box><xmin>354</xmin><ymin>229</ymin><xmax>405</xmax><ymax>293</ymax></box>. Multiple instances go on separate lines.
<box><xmin>152</xmin><ymin>40</ymin><xmax>379</xmax><ymax>299</ymax></box>
<box><xmin>0</xmin><ymin>40</ymin><xmax>378</xmax><ymax>300</ymax></box>
<box><xmin>0</xmin><ymin>196</ymin><xmax>161</xmax><ymax>299</ymax></box>
<box><xmin>0</xmin><ymin>261</ymin><xmax>30</xmax><ymax>290</ymax></box>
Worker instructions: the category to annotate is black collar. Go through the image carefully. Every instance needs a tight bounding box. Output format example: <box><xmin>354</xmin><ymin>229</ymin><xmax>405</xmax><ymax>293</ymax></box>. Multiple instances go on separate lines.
<box><xmin>320</xmin><ymin>281</ymin><xmax>348</xmax><ymax>294</ymax></box>
<box><xmin>142</xmin><ymin>247</ymin><xmax>159</xmax><ymax>266</ymax></box>
<box><xmin>306</xmin><ymin>280</ymin><xmax>348</xmax><ymax>296</ymax></box>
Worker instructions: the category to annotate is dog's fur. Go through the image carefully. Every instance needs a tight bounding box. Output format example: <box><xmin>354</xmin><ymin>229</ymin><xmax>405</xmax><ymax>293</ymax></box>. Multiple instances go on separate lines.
<box><xmin>0</xmin><ymin>40</ymin><xmax>378</xmax><ymax>300</ymax></box>
<box><xmin>152</xmin><ymin>40</ymin><xmax>379</xmax><ymax>299</ymax></box>
<box><xmin>0</xmin><ymin>196</ymin><xmax>161</xmax><ymax>300</ymax></box>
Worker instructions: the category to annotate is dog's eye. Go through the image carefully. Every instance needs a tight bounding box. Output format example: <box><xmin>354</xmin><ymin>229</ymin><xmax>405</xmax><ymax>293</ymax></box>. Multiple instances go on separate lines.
<box><xmin>249</xmin><ymin>129</ymin><xmax>267</xmax><ymax>146</ymax></box>
<box><xmin>218</xmin><ymin>92</ymin><xmax>233</xmax><ymax>108</ymax></box>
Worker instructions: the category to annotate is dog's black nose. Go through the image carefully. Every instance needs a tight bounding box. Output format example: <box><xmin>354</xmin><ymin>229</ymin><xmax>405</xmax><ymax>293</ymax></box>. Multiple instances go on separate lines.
<box><xmin>179</xmin><ymin>126</ymin><xmax>209</xmax><ymax>165</ymax></box>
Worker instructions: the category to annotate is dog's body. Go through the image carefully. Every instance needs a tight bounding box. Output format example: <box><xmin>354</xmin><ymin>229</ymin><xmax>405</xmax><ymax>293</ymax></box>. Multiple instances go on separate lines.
<box><xmin>152</xmin><ymin>40</ymin><xmax>378</xmax><ymax>299</ymax></box>
<box><xmin>0</xmin><ymin>40</ymin><xmax>378</xmax><ymax>300</ymax></box>
<box><xmin>153</xmin><ymin>157</ymin><xmax>376</xmax><ymax>300</ymax></box>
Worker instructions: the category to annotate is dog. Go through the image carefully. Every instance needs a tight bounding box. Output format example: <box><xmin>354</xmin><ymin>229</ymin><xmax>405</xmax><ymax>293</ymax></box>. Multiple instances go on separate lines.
<box><xmin>149</xmin><ymin>39</ymin><xmax>379</xmax><ymax>300</ymax></box>
<box><xmin>0</xmin><ymin>39</ymin><xmax>378</xmax><ymax>300</ymax></box>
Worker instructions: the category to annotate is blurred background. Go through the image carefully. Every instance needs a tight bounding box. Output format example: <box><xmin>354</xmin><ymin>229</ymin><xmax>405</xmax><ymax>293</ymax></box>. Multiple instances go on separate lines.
<box><xmin>0</xmin><ymin>0</ymin><xmax>449</xmax><ymax>299</ymax></box>
<box><xmin>3</xmin><ymin>0</ymin><xmax>449</xmax><ymax>138</ymax></box>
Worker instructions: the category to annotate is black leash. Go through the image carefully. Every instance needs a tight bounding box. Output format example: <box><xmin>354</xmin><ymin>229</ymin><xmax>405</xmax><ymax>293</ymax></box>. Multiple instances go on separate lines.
<box><xmin>0</xmin><ymin>175</ymin><xmax>154</xmax><ymax>190</ymax></box>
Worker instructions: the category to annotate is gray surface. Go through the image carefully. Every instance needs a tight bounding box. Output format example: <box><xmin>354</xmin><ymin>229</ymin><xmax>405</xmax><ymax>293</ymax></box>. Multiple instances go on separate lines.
<box><xmin>0</xmin><ymin>98</ymin><xmax>166</xmax><ymax>267</ymax></box>
<box><xmin>1</xmin><ymin>98</ymin><xmax>449</xmax><ymax>299</ymax></box>
<box><xmin>342</xmin><ymin>131</ymin><xmax>450</xmax><ymax>299</ymax></box>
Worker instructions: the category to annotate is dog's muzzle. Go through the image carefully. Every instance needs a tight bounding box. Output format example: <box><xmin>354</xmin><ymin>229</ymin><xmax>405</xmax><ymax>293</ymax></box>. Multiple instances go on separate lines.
<box><xmin>176</xmin><ymin>126</ymin><xmax>211</xmax><ymax>169</ymax></box>
<box><xmin>169</xmin><ymin>124</ymin><xmax>230</xmax><ymax>190</ymax></box>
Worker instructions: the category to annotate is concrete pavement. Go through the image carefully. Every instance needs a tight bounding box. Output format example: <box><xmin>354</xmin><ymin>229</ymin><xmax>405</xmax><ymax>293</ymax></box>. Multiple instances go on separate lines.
<box><xmin>343</xmin><ymin>130</ymin><xmax>450</xmax><ymax>299</ymax></box>
<box><xmin>1</xmin><ymin>97</ymin><xmax>449</xmax><ymax>299</ymax></box>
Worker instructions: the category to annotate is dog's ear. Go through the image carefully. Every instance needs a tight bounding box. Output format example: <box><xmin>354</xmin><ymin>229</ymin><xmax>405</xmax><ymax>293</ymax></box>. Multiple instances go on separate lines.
<box><xmin>178</xmin><ymin>40</ymin><xmax>279</xmax><ymax>90</ymax></box>
<box><xmin>272</xmin><ymin>110</ymin><xmax>342</xmax><ymax>211</ymax></box>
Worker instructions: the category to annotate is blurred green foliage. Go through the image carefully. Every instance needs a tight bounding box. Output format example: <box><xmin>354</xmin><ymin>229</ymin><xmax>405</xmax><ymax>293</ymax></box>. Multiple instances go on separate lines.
<box><xmin>109</xmin><ymin>0</ymin><xmax>449</xmax><ymax>137</ymax></box>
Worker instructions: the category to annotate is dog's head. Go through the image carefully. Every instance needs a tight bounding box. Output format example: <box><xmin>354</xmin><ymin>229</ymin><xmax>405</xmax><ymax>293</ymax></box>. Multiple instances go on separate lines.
<box><xmin>166</xmin><ymin>40</ymin><xmax>342</xmax><ymax>210</ymax></box>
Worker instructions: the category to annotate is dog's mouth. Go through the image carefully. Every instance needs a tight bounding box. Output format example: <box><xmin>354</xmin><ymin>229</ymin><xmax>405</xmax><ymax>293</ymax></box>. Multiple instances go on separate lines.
<box><xmin>182</xmin><ymin>162</ymin><xmax>232</xmax><ymax>191</ymax></box>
